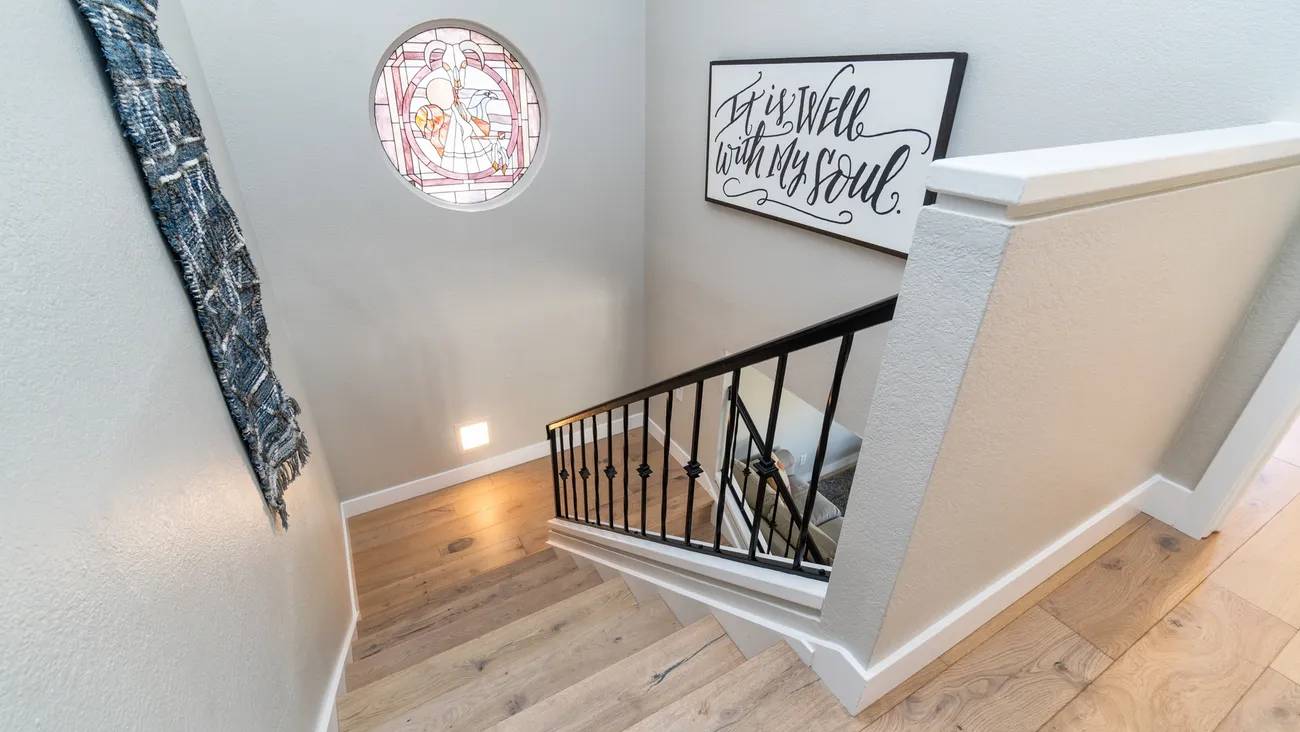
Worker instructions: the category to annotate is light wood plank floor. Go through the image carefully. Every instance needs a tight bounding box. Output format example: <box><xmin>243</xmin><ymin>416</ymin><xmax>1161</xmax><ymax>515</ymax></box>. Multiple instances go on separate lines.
<box><xmin>343</xmin><ymin>419</ymin><xmax>1300</xmax><ymax>730</ymax></box>
<box><xmin>863</xmin><ymin>418</ymin><xmax>1300</xmax><ymax>731</ymax></box>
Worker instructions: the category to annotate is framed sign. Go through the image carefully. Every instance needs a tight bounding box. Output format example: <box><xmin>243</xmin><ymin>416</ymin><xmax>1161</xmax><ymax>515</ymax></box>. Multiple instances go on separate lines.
<box><xmin>705</xmin><ymin>53</ymin><xmax>966</xmax><ymax>257</ymax></box>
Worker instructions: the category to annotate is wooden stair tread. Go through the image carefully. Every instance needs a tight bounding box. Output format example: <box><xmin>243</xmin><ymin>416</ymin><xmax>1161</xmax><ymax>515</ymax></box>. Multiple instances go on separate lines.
<box><xmin>357</xmin><ymin>490</ymin><xmax>713</xmax><ymax>593</ymax></box>
<box><xmin>339</xmin><ymin>578</ymin><xmax>640</xmax><ymax>730</ymax></box>
<box><xmin>357</xmin><ymin>543</ymin><xmax>548</xmax><ymax>623</ymax></box>
<box><xmin>488</xmin><ymin>615</ymin><xmax>744</xmax><ymax>732</ymax></box>
<box><xmin>390</xmin><ymin>594</ymin><xmax>681</xmax><ymax>731</ymax></box>
<box><xmin>347</xmin><ymin>563</ymin><xmax>603</xmax><ymax>689</ymax></box>
<box><xmin>626</xmin><ymin>642</ymin><xmax>862</xmax><ymax>732</ymax></box>
<box><xmin>356</xmin><ymin>550</ymin><xmax>574</xmax><ymax>651</ymax></box>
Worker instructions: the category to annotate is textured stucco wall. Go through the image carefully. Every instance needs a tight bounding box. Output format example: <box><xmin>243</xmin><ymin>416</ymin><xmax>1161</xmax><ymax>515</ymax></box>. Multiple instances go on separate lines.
<box><xmin>829</xmin><ymin>163</ymin><xmax>1300</xmax><ymax>664</ymax></box>
<box><xmin>179</xmin><ymin>0</ymin><xmax>648</xmax><ymax>500</ymax></box>
<box><xmin>0</xmin><ymin>3</ymin><xmax>352</xmax><ymax>728</ymax></box>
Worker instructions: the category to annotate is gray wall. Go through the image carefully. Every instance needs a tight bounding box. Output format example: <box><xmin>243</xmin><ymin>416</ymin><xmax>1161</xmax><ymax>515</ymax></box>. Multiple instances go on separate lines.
<box><xmin>0</xmin><ymin>3</ymin><xmax>352</xmax><ymax>728</ymax></box>
<box><xmin>180</xmin><ymin>0</ymin><xmax>648</xmax><ymax>500</ymax></box>
<box><xmin>644</xmin><ymin>0</ymin><xmax>1300</xmax><ymax>488</ymax></box>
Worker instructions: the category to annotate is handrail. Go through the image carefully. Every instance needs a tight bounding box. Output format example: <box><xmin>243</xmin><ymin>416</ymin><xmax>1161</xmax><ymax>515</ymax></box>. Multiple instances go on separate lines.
<box><xmin>545</xmin><ymin>295</ymin><xmax>897</xmax><ymax>580</ymax></box>
<box><xmin>547</xmin><ymin>295</ymin><xmax>897</xmax><ymax>431</ymax></box>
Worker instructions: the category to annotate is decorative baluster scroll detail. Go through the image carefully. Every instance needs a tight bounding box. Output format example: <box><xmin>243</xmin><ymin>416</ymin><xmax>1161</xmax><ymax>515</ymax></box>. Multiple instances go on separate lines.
<box><xmin>638</xmin><ymin>397</ymin><xmax>651</xmax><ymax>537</ymax></box>
<box><xmin>683</xmin><ymin>381</ymin><xmax>705</xmax><ymax>543</ymax></box>
<box><xmin>604</xmin><ymin>411</ymin><xmax>616</xmax><ymax>529</ymax></box>
<box><xmin>590</xmin><ymin>416</ymin><xmax>602</xmax><ymax>526</ymax></box>
<box><xmin>794</xmin><ymin>334</ymin><xmax>854</xmax><ymax>571</ymax></box>
<box><xmin>578</xmin><ymin>419</ymin><xmax>590</xmax><ymax>522</ymax></box>
<box><xmin>559</xmin><ymin>427</ymin><xmax>573</xmax><ymax>518</ymax></box>
<box><xmin>747</xmin><ymin>355</ymin><xmax>787</xmax><ymax>560</ymax></box>
<box><xmin>714</xmin><ymin>370</ymin><xmax>742</xmax><ymax>552</ymax></box>
<box><xmin>567</xmin><ymin>423</ymin><xmax>578</xmax><ymax>520</ymax></box>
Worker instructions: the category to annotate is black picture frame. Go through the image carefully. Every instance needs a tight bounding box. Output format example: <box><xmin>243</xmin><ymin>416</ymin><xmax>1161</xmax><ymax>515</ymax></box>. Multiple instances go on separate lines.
<box><xmin>704</xmin><ymin>52</ymin><xmax>968</xmax><ymax>259</ymax></box>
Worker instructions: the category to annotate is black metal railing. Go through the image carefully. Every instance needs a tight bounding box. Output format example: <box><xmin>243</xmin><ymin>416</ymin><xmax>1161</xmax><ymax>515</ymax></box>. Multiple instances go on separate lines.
<box><xmin>545</xmin><ymin>295</ymin><xmax>896</xmax><ymax>579</ymax></box>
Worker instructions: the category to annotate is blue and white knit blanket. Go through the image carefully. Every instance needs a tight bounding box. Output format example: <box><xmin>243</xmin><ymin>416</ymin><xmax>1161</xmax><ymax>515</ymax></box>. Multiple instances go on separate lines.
<box><xmin>75</xmin><ymin>0</ymin><xmax>308</xmax><ymax>527</ymax></box>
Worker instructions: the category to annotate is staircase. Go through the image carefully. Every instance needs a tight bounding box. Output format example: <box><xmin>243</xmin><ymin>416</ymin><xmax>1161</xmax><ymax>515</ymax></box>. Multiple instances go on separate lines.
<box><xmin>338</xmin><ymin>547</ymin><xmax>859</xmax><ymax>731</ymax></box>
<box><xmin>338</xmin><ymin>298</ymin><xmax>897</xmax><ymax>729</ymax></box>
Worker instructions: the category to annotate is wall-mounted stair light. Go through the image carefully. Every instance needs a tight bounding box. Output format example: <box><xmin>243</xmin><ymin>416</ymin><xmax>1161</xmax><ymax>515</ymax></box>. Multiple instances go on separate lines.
<box><xmin>458</xmin><ymin>420</ymin><xmax>491</xmax><ymax>451</ymax></box>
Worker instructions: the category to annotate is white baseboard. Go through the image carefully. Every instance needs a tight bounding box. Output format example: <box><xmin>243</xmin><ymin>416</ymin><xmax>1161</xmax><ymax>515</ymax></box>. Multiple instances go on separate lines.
<box><xmin>340</xmin><ymin>413</ymin><xmax>643</xmax><ymax>518</ymax></box>
<box><xmin>554</xmin><ymin>472</ymin><xmax>1153</xmax><ymax>713</ymax></box>
<box><xmin>315</xmin><ymin>607</ymin><xmax>358</xmax><ymax>732</ymax></box>
<box><xmin>840</xmin><ymin>475</ymin><xmax>1156</xmax><ymax>712</ymax></box>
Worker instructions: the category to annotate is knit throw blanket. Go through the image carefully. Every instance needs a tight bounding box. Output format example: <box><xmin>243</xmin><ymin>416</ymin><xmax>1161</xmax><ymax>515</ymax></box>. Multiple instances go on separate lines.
<box><xmin>76</xmin><ymin>0</ymin><xmax>308</xmax><ymax>526</ymax></box>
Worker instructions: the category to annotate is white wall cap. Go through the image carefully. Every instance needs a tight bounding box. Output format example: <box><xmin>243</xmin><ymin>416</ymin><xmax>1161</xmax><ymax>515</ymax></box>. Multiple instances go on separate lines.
<box><xmin>928</xmin><ymin>121</ymin><xmax>1300</xmax><ymax>217</ymax></box>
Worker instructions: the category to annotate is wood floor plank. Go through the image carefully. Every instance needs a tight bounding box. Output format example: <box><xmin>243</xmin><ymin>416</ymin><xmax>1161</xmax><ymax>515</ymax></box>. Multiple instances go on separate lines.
<box><xmin>352</xmin><ymin>497</ymin><xmax>544</xmax><ymax>560</ymax></box>
<box><xmin>357</xmin><ymin>549</ymin><xmax>562</xmax><ymax>637</ymax></box>
<box><xmin>339</xmin><ymin>579</ymin><xmax>636</xmax><ymax>732</ymax></box>
<box><xmin>348</xmin><ymin>475</ymin><xmax>501</xmax><ymax>536</ymax></box>
<box><xmin>864</xmin><ymin>606</ymin><xmax>1109</xmax><ymax>732</ymax></box>
<box><xmin>349</xmin><ymin>503</ymin><xmax>459</xmax><ymax>555</ymax></box>
<box><xmin>357</xmin><ymin>541</ymin><xmax>528</xmax><ymax>620</ymax></box>
<box><xmin>354</xmin><ymin>509</ymin><xmax>546</xmax><ymax>579</ymax></box>
<box><xmin>1274</xmin><ymin>632</ymin><xmax>1300</xmax><ymax>686</ymax></box>
<box><xmin>1042</xmin><ymin>582</ymin><xmax>1295</xmax><ymax>732</ymax></box>
<box><xmin>1210</xmin><ymin>464</ymin><xmax>1300</xmax><ymax>626</ymax></box>
<box><xmin>1217</xmin><ymin>669</ymin><xmax>1300</xmax><ymax>731</ymax></box>
<box><xmin>357</xmin><ymin>538</ymin><xmax>527</xmax><ymax>597</ymax></box>
<box><xmin>856</xmin><ymin>658</ymin><xmax>949</xmax><ymax>725</ymax></box>
<box><xmin>626</xmin><ymin>643</ymin><xmax>863</xmax><ymax>732</ymax></box>
<box><xmin>1041</xmin><ymin>463</ymin><xmax>1300</xmax><ymax>658</ymax></box>
<box><xmin>944</xmin><ymin>513</ymin><xmax>1150</xmax><ymax>669</ymax></box>
<box><xmin>371</xmin><ymin>596</ymin><xmax>682</xmax><ymax>731</ymax></box>
<box><xmin>347</xmin><ymin>566</ymin><xmax>603</xmax><ymax>689</ymax></box>
<box><xmin>489</xmin><ymin>616</ymin><xmax>743</xmax><ymax>732</ymax></box>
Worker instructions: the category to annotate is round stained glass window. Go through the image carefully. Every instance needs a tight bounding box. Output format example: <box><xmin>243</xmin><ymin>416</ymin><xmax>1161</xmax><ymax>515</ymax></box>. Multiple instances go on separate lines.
<box><xmin>372</xmin><ymin>24</ymin><xmax>543</xmax><ymax>208</ymax></box>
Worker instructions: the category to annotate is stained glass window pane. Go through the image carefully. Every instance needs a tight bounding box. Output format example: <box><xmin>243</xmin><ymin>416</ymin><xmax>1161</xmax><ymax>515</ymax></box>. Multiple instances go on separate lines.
<box><xmin>373</xmin><ymin>25</ymin><xmax>542</xmax><ymax>207</ymax></box>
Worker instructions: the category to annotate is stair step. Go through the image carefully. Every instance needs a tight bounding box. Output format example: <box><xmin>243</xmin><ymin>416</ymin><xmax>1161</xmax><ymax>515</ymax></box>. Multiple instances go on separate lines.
<box><xmin>357</xmin><ymin>548</ymin><xmax>565</xmax><ymax>636</ymax></box>
<box><xmin>405</xmin><ymin>593</ymin><xmax>680</xmax><ymax>731</ymax></box>
<box><xmin>356</xmin><ymin>551</ymin><xmax>575</xmax><ymax>654</ymax></box>
<box><xmin>625</xmin><ymin>642</ymin><xmax>861</xmax><ymax>731</ymax></box>
<box><xmin>488</xmin><ymin>615</ymin><xmax>744</xmax><ymax>732</ymax></box>
<box><xmin>356</xmin><ymin>541</ymin><xmax>538</xmax><ymax>621</ymax></box>
<box><xmin>339</xmin><ymin>578</ymin><xmax>677</xmax><ymax>731</ymax></box>
<box><xmin>353</xmin><ymin>504</ymin><xmax>556</xmax><ymax>579</ymax></box>
<box><xmin>347</xmin><ymin>563</ymin><xmax>602</xmax><ymax>688</ymax></box>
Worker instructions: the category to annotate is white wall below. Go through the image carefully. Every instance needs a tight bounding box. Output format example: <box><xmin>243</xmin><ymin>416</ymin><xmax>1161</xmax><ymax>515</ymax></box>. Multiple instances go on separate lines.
<box><xmin>0</xmin><ymin>4</ymin><xmax>352</xmax><ymax>729</ymax></box>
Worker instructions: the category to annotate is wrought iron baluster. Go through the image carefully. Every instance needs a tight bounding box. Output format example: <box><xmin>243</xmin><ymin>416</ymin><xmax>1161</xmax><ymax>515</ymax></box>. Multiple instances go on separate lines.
<box><xmin>561</xmin><ymin>424</ymin><xmax>573</xmax><ymax>518</ymax></box>
<box><xmin>622</xmin><ymin>403</ymin><xmax>630</xmax><ymax>532</ymax></box>
<box><xmin>578</xmin><ymin>419</ymin><xmax>590</xmax><ymax>523</ymax></box>
<box><xmin>714</xmin><ymin>370</ymin><xmax>741</xmax><ymax>552</ymax></box>
<box><xmin>548</xmin><ymin>428</ymin><xmax>561</xmax><ymax>518</ymax></box>
<box><xmin>591</xmin><ymin>416</ymin><xmax>602</xmax><ymax>526</ymax></box>
<box><xmin>605</xmin><ymin>410</ymin><xmax>616</xmax><ymax>529</ymax></box>
<box><xmin>639</xmin><ymin>397</ymin><xmax>651</xmax><ymax>536</ymax></box>
<box><xmin>747</xmin><ymin>355</ymin><xmax>787</xmax><ymax>560</ymax></box>
<box><xmin>794</xmin><ymin>334</ymin><xmax>854</xmax><ymax>571</ymax></box>
<box><xmin>660</xmin><ymin>391</ymin><xmax>673</xmax><ymax>541</ymax></box>
<box><xmin>567</xmin><ymin>423</ymin><xmax>577</xmax><ymax>520</ymax></box>
<box><xmin>683</xmin><ymin>380</ymin><xmax>705</xmax><ymax>544</ymax></box>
